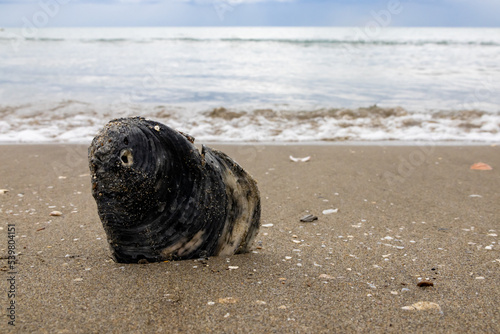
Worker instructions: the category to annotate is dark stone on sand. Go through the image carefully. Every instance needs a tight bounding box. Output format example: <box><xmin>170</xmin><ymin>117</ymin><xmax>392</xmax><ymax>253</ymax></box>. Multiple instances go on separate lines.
<box><xmin>300</xmin><ymin>214</ymin><xmax>318</xmax><ymax>222</ymax></box>
<box><xmin>417</xmin><ymin>281</ymin><xmax>434</xmax><ymax>287</ymax></box>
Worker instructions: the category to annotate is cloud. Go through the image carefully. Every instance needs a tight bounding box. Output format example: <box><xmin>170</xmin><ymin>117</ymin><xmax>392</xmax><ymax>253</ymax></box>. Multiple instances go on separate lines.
<box><xmin>0</xmin><ymin>0</ymin><xmax>498</xmax><ymax>27</ymax></box>
<box><xmin>74</xmin><ymin>0</ymin><xmax>295</xmax><ymax>3</ymax></box>
<box><xmin>177</xmin><ymin>0</ymin><xmax>295</xmax><ymax>3</ymax></box>
<box><xmin>116</xmin><ymin>0</ymin><xmax>159</xmax><ymax>3</ymax></box>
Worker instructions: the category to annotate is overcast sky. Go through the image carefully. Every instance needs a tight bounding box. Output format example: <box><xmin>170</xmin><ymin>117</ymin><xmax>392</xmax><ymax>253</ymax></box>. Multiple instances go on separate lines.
<box><xmin>0</xmin><ymin>0</ymin><xmax>499</xmax><ymax>27</ymax></box>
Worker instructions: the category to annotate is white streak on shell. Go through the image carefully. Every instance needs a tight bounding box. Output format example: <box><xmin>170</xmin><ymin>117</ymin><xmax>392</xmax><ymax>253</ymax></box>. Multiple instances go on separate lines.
<box><xmin>215</xmin><ymin>152</ymin><xmax>260</xmax><ymax>257</ymax></box>
<box><xmin>160</xmin><ymin>230</ymin><xmax>206</xmax><ymax>258</ymax></box>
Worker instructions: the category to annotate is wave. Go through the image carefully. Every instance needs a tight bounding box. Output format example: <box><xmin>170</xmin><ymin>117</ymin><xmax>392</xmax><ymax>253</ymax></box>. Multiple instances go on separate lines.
<box><xmin>0</xmin><ymin>101</ymin><xmax>499</xmax><ymax>143</ymax></box>
<box><xmin>1</xmin><ymin>35</ymin><xmax>499</xmax><ymax>47</ymax></box>
<box><xmin>212</xmin><ymin>38</ymin><xmax>500</xmax><ymax>47</ymax></box>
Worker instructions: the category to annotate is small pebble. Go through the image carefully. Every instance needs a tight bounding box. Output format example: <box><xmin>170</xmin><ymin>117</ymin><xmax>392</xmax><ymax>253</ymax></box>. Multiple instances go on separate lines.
<box><xmin>300</xmin><ymin>214</ymin><xmax>318</xmax><ymax>222</ymax></box>
<box><xmin>49</xmin><ymin>211</ymin><xmax>63</xmax><ymax>216</ymax></box>
<box><xmin>417</xmin><ymin>281</ymin><xmax>434</xmax><ymax>287</ymax></box>
<box><xmin>319</xmin><ymin>274</ymin><xmax>335</xmax><ymax>280</ymax></box>
<box><xmin>218</xmin><ymin>297</ymin><xmax>238</xmax><ymax>304</ymax></box>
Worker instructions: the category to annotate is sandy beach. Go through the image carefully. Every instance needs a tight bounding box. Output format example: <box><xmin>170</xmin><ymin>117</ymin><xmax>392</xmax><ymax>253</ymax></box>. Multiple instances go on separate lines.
<box><xmin>0</xmin><ymin>143</ymin><xmax>499</xmax><ymax>333</ymax></box>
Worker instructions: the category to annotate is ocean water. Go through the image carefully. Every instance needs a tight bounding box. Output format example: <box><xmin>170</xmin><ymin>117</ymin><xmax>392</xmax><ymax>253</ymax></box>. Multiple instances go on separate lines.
<box><xmin>0</xmin><ymin>27</ymin><xmax>499</xmax><ymax>143</ymax></box>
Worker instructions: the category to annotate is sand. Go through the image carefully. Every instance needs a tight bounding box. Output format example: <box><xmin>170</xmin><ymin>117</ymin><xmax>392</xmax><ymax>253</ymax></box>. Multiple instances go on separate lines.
<box><xmin>0</xmin><ymin>143</ymin><xmax>499</xmax><ymax>333</ymax></box>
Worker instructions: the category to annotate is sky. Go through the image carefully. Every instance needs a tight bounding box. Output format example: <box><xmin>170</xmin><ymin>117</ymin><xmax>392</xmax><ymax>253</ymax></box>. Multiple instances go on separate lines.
<box><xmin>0</xmin><ymin>0</ymin><xmax>499</xmax><ymax>27</ymax></box>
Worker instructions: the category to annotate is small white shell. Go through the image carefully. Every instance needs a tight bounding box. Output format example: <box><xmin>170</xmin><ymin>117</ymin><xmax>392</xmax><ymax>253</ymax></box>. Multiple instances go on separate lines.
<box><xmin>402</xmin><ymin>301</ymin><xmax>442</xmax><ymax>313</ymax></box>
<box><xmin>289</xmin><ymin>155</ymin><xmax>311</xmax><ymax>162</ymax></box>
<box><xmin>322</xmin><ymin>209</ymin><xmax>338</xmax><ymax>215</ymax></box>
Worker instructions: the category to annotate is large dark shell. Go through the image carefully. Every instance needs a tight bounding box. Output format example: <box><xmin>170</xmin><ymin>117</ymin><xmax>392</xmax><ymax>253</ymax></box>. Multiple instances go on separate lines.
<box><xmin>88</xmin><ymin>117</ymin><xmax>261</xmax><ymax>263</ymax></box>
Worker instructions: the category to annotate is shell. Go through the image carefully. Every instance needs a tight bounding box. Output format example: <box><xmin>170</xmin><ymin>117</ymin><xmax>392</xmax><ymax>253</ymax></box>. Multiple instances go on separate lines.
<box><xmin>470</xmin><ymin>162</ymin><xmax>492</xmax><ymax>170</ymax></box>
<box><xmin>88</xmin><ymin>117</ymin><xmax>261</xmax><ymax>263</ymax></box>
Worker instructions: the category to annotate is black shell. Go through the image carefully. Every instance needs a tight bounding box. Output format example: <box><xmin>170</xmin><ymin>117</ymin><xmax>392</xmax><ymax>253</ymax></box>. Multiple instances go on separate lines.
<box><xmin>88</xmin><ymin>117</ymin><xmax>261</xmax><ymax>263</ymax></box>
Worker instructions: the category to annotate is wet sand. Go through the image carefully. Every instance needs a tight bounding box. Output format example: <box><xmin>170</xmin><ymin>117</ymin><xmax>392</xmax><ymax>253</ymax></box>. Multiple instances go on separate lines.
<box><xmin>1</xmin><ymin>144</ymin><xmax>499</xmax><ymax>333</ymax></box>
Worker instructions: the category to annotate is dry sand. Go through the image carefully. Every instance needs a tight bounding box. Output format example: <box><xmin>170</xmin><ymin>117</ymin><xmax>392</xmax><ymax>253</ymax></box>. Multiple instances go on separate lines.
<box><xmin>0</xmin><ymin>143</ymin><xmax>499</xmax><ymax>333</ymax></box>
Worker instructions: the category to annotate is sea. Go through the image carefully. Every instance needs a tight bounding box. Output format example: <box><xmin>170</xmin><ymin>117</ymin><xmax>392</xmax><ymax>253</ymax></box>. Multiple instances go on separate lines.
<box><xmin>0</xmin><ymin>27</ymin><xmax>499</xmax><ymax>143</ymax></box>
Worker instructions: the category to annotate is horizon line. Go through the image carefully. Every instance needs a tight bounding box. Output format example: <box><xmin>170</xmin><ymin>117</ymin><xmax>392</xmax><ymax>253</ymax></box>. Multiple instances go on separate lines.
<box><xmin>1</xmin><ymin>25</ymin><xmax>499</xmax><ymax>28</ymax></box>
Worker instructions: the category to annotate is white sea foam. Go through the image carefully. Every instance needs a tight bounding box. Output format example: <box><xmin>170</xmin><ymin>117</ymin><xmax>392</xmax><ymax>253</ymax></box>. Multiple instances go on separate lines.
<box><xmin>0</xmin><ymin>101</ymin><xmax>498</xmax><ymax>143</ymax></box>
